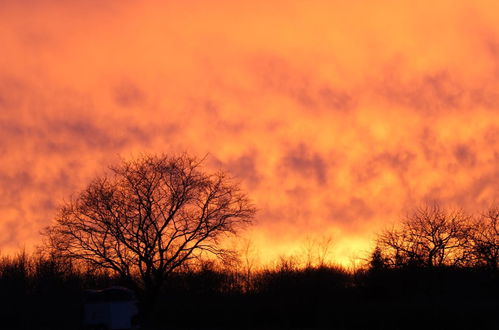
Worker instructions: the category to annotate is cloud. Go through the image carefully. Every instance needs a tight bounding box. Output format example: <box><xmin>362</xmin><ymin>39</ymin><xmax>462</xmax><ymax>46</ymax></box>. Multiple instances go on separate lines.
<box><xmin>0</xmin><ymin>75</ymin><xmax>26</xmax><ymax>111</ymax></box>
<box><xmin>280</xmin><ymin>144</ymin><xmax>328</xmax><ymax>185</ymax></box>
<box><xmin>113</xmin><ymin>80</ymin><xmax>147</xmax><ymax>108</ymax></box>
<box><xmin>252</xmin><ymin>56</ymin><xmax>356</xmax><ymax>112</ymax></box>
<box><xmin>453</xmin><ymin>144</ymin><xmax>477</xmax><ymax>167</ymax></box>
<box><xmin>328</xmin><ymin>197</ymin><xmax>374</xmax><ymax>230</ymax></box>
<box><xmin>379</xmin><ymin>70</ymin><xmax>465</xmax><ymax>112</ymax></box>
<box><xmin>211</xmin><ymin>151</ymin><xmax>261</xmax><ymax>188</ymax></box>
<box><xmin>0</xmin><ymin>0</ymin><xmax>498</xmax><ymax>265</ymax></box>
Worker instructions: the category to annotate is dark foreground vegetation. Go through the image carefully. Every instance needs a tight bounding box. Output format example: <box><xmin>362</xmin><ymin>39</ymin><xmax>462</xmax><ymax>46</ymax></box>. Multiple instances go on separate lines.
<box><xmin>0</xmin><ymin>251</ymin><xmax>497</xmax><ymax>330</ymax></box>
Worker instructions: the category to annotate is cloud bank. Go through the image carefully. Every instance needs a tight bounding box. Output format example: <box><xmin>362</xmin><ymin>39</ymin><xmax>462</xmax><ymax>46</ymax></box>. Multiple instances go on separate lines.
<box><xmin>0</xmin><ymin>0</ymin><xmax>498</xmax><ymax>264</ymax></box>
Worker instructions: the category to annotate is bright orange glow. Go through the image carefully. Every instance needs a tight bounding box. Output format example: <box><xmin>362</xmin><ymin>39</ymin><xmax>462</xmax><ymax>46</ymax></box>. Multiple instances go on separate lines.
<box><xmin>1</xmin><ymin>1</ymin><xmax>498</xmax><ymax>266</ymax></box>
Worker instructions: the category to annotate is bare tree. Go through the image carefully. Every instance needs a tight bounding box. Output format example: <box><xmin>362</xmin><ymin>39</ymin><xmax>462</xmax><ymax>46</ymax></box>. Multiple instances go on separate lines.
<box><xmin>377</xmin><ymin>204</ymin><xmax>471</xmax><ymax>268</ymax></box>
<box><xmin>239</xmin><ymin>238</ymin><xmax>258</xmax><ymax>292</ymax></box>
<box><xmin>302</xmin><ymin>234</ymin><xmax>335</xmax><ymax>268</ymax></box>
<box><xmin>43</xmin><ymin>154</ymin><xmax>255</xmax><ymax>309</ymax></box>
<box><xmin>470</xmin><ymin>206</ymin><xmax>499</xmax><ymax>269</ymax></box>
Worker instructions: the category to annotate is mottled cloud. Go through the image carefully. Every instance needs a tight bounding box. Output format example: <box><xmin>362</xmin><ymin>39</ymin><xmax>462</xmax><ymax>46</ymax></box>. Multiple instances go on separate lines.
<box><xmin>280</xmin><ymin>144</ymin><xmax>329</xmax><ymax>185</ymax></box>
<box><xmin>0</xmin><ymin>0</ymin><xmax>498</xmax><ymax>265</ymax></box>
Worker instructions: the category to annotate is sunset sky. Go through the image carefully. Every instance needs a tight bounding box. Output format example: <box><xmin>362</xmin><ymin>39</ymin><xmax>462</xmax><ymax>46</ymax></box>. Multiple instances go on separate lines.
<box><xmin>1</xmin><ymin>0</ymin><xmax>498</xmax><ymax>266</ymax></box>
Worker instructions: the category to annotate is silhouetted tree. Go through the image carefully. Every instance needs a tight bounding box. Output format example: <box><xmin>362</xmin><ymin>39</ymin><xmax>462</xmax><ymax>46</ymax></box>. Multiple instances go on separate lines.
<box><xmin>239</xmin><ymin>239</ymin><xmax>258</xmax><ymax>292</ymax></box>
<box><xmin>43</xmin><ymin>153</ymin><xmax>255</xmax><ymax>312</ymax></box>
<box><xmin>368</xmin><ymin>246</ymin><xmax>388</xmax><ymax>271</ymax></box>
<box><xmin>302</xmin><ymin>234</ymin><xmax>335</xmax><ymax>268</ymax></box>
<box><xmin>377</xmin><ymin>204</ymin><xmax>471</xmax><ymax>268</ymax></box>
<box><xmin>470</xmin><ymin>206</ymin><xmax>499</xmax><ymax>269</ymax></box>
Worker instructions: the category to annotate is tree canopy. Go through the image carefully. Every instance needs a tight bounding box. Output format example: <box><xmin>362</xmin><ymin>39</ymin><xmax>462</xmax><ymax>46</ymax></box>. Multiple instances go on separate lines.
<box><xmin>375</xmin><ymin>204</ymin><xmax>498</xmax><ymax>269</ymax></box>
<box><xmin>44</xmin><ymin>153</ymin><xmax>256</xmax><ymax>306</ymax></box>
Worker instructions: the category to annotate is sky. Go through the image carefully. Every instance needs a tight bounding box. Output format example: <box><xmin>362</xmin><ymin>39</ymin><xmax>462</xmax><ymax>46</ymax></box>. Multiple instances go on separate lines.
<box><xmin>1</xmin><ymin>0</ymin><xmax>498</xmax><ymax>266</ymax></box>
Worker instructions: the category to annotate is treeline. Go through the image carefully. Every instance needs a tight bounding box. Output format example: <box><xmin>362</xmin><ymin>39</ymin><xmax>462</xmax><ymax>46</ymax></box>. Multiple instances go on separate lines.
<box><xmin>0</xmin><ymin>251</ymin><xmax>117</xmax><ymax>329</ymax></box>
<box><xmin>1</xmin><ymin>254</ymin><xmax>497</xmax><ymax>328</ymax></box>
<box><xmin>1</xmin><ymin>205</ymin><xmax>497</xmax><ymax>329</ymax></box>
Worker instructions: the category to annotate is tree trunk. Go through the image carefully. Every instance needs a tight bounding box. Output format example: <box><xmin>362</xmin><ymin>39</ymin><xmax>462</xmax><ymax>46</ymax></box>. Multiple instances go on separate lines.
<box><xmin>138</xmin><ymin>279</ymin><xmax>163</xmax><ymax>329</ymax></box>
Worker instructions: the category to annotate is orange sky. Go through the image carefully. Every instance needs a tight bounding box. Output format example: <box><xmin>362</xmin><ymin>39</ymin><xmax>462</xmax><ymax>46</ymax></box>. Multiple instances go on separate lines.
<box><xmin>1</xmin><ymin>0</ymin><xmax>498</xmax><ymax>266</ymax></box>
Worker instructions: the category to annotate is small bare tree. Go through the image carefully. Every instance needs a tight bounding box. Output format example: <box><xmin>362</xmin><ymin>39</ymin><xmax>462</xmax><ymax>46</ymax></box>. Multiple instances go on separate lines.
<box><xmin>43</xmin><ymin>154</ymin><xmax>255</xmax><ymax>309</ymax></box>
<box><xmin>377</xmin><ymin>204</ymin><xmax>471</xmax><ymax>268</ymax></box>
<box><xmin>302</xmin><ymin>235</ymin><xmax>335</xmax><ymax>268</ymax></box>
<box><xmin>239</xmin><ymin>238</ymin><xmax>258</xmax><ymax>292</ymax></box>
